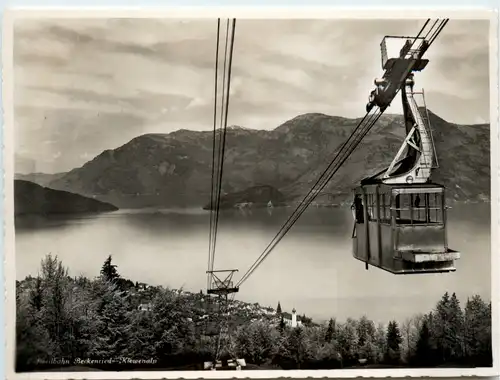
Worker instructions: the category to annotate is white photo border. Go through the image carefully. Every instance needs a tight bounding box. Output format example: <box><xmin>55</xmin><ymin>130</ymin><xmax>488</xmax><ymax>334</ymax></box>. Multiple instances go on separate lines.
<box><xmin>3</xmin><ymin>6</ymin><xmax>499</xmax><ymax>380</ymax></box>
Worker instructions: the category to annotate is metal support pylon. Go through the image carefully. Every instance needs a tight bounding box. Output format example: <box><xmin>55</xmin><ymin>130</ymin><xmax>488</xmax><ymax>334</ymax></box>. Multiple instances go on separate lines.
<box><xmin>205</xmin><ymin>269</ymin><xmax>240</xmax><ymax>370</ymax></box>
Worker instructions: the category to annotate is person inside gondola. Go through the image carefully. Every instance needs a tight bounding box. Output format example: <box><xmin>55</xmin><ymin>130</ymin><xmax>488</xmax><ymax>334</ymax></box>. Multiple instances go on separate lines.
<box><xmin>352</xmin><ymin>194</ymin><xmax>364</xmax><ymax>223</ymax></box>
<box><xmin>414</xmin><ymin>194</ymin><xmax>421</xmax><ymax>208</ymax></box>
<box><xmin>414</xmin><ymin>194</ymin><xmax>421</xmax><ymax>222</ymax></box>
<box><xmin>395</xmin><ymin>194</ymin><xmax>401</xmax><ymax>219</ymax></box>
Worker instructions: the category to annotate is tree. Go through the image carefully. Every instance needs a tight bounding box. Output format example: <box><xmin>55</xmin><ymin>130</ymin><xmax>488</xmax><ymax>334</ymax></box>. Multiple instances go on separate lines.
<box><xmin>464</xmin><ymin>295</ymin><xmax>492</xmax><ymax>365</ymax></box>
<box><xmin>325</xmin><ymin>318</ymin><xmax>336</xmax><ymax>343</ymax></box>
<box><xmin>449</xmin><ymin>293</ymin><xmax>465</xmax><ymax>359</ymax></box>
<box><xmin>415</xmin><ymin>317</ymin><xmax>433</xmax><ymax>366</ymax></box>
<box><xmin>285</xmin><ymin>327</ymin><xmax>310</xmax><ymax>369</ymax></box>
<box><xmin>100</xmin><ymin>255</ymin><xmax>120</xmax><ymax>283</ymax></box>
<box><xmin>276</xmin><ymin>301</ymin><xmax>282</xmax><ymax>315</ymax></box>
<box><xmin>355</xmin><ymin>316</ymin><xmax>377</xmax><ymax>363</ymax></box>
<box><xmin>299</xmin><ymin>314</ymin><xmax>312</xmax><ymax>327</ymax></box>
<box><xmin>16</xmin><ymin>280</ymin><xmax>52</xmax><ymax>371</ymax></box>
<box><xmin>29</xmin><ymin>276</ymin><xmax>43</xmax><ymax>312</ymax></box>
<box><xmin>279</xmin><ymin>315</ymin><xmax>286</xmax><ymax>332</ymax></box>
<box><xmin>39</xmin><ymin>254</ymin><xmax>71</xmax><ymax>357</ymax></box>
<box><xmin>374</xmin><ymin>323</ymin><xmax>387</xmax><ymax>363</ymax></box>
<box><xmin>385</xmin><ymin>320</ymin><xmax>402</xmax><ymax>364</ymax></box>
<box><xmin>400</xmin><ymin>315</ymin><xmax>423</xmax><ymax>363</ymax></box>
<box><xmin>150</xmin><ymin>289</ymin><xmax>197</xmax><ymax>363</ymax></box>
<box><xmin>336</xmin><ymin>319</ymin><xmax>358</xmax><ymax>366</ymax></box>
<box><xmin>235</xmin><ymin>321</ymin><xmax>279</xmax><ymax>365</ymax></box>
<box><xmin>433</xmin><ymin>292</ymin><xmax>465</xmax><ymax>363</ymax></box>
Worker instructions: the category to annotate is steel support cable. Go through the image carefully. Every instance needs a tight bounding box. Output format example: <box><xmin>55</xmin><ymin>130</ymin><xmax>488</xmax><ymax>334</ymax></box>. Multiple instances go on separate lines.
<box><xmin>236</xmin><ymin>108</ymin><xmax>383</xmax><ymax>287</ymax></box>
<box><xmin>424</xmin><ymin>19</ymin><xmax>444</xmax><ymax>41</ymax></box>
<box><xmin>236</xmin><ymin>20</ymin><xmax>449</xmax><ymax>288</ymax></box>
<box><xmin>237</xmin><ymin>110</ymin><xmax>383</xmax><ymax>286</ymax></box>
<box><xmin>423</xmin><ymin>19</ymin><xmax>440</xmax><ymax>40</ymax></box>
<box><xmin>208</xmin><ymin>20</ymin><xmax>227</xmax><ymax>285</ymax></box>
<box><xmin>415</xmin><ymin>19</ymin><xmax>447</xmax><ymax>51</ymax></box>
<box><xmin>427</xmin><ymin>20</ymin><xmax>448</xmax><ymax>46</ymax></box>
<box><xmin>209</xmin><ymin>20</ymin><xmax>229</xmax><ymax>275</ymax></box>
<box><xmin>208</xmin><ymin>19</ymin><xmax>222</xmax><ymax>288</ymax></box>
<box><xmin>211</xmin><ymin>19</ymin><xmax>236</xmax><ymax>273</ymax></box>
<box><xmin>208</xmin><ymin>20</ymin><xmax>234</xmax><ymax>279</ymax></box>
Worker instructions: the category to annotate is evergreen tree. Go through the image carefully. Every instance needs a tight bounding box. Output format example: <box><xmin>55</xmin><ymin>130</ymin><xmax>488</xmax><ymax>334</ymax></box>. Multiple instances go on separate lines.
<box><xmin>276</xmin><ymin>301</ymin><xmax>282</xmax><ymax>314</ymax></box>
<box><xmin>374</xmin><ymin>323</ymin><xmax>387</xmax><ymax>363</ymax></box>
<box><xmin>385</xmin><ymin>320</ymin><xmax>402</xmax><ymax>364</ymax></box>
<box><xmin>325</xmin><ymin>318</ymin><xmax>336</xmax><ymax>343</ymax></box>
<box><xmin>279</xmin><ymin>315</ymin><xmax>286</xmax><ymax>332</ymax></box>
<box><xmin>100</xmin><ymin>255</ymin><xmax>120</xmax><ymax>283</ymax></box>
<box><xmin>16</xmin><ymin>288</ymin><xmax>52</xmax><ymax>370</ymax></box>
<box><xmin>29</xmin><ymin>276</ymin><xmax>43</xmax><ymax>312</ymax></box>
<box><xmin>39</xmin><ymin>254</ymin><xmax>70</xmax><ymax>357</ymax></box>
<box><xmin>433</xmin><ymin>292</ymin><xmax>465</xmax><ymax>362</ymax></box>
<box><xmin>336</xmin><ymin>319</ymin><xmax>358</xmax><ymax>366</ymax></box>
<box><xmin>449</xmin><ymin>293</ymin><xmax>465</xmax><ymax>359</ymax></box>
<box><xmin>286</xmin><ymin>327</ymin><xmax>309</xmax><ymax>369</ymax></box>
<box><xmin>236</xmin><ymin>321</ymin><xmax>279</xmax><ymax>365</ymax></box>
<box><xmin>357</xmin><ymin>316</ymin><xmax>377</xmax><ymax>363</ymax></box>
<box><xmin>150</xmin><ymin>289</ymin><xmax>197</xmax><ymax>362</ymax></box>
<box><xmin>92</xmin><ymin>282</ymin><xmax>132</xmax><ymax>359</ymax></box>
<box><xmin>357</xmin><ymin>316</ymin><xmax>375</xmax><ymax>347</ymax></box>
<box><xmin>464</xmin><ymin>295</ymin><xmax>492</xmax><ymax>364</ymax></box>
<box><xmin>415</xmin><ymin>318</ymin><xmax>433</xmax><ymax>365</ymax></box>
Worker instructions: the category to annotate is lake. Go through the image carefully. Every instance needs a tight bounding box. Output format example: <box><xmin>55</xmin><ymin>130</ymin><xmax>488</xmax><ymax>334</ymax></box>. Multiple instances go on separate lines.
<box><xmin>15</xmin><ymin>203</ymin><xmax>492</xmax><ymax>324</ymax></box>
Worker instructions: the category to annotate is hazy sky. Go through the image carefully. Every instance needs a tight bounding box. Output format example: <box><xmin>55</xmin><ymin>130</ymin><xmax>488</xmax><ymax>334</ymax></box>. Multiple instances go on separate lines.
<box><xmin>13</xmin><ymin>18</ymin><xmax>490</xmax><ymax>174</ymax></box>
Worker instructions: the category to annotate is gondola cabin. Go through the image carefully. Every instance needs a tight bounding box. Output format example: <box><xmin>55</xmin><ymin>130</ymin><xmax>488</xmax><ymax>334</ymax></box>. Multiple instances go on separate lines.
<box><xmin>351</xmin><ymin>182</ymin><xmax>460</xmax><ymax>274</ymax></box>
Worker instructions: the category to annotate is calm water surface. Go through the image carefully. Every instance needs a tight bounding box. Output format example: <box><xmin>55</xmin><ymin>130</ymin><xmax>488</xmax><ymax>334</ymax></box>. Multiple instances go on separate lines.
<box><xmin>15</xmin><ymin>204</ymin><xmax>492</xmax><ymax>324</ymax></box>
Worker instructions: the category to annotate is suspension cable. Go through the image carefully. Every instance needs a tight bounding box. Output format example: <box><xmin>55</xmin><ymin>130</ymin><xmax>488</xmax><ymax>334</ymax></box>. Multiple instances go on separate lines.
<box><xmin>208</xmin><ymin>19</ymin><xmax>221</xmax><ymax>289</ymax></box>
<box><xmin>211</xmin><ymin>20</ymin><xmax>236</xmax><ymax>272</ymax></box>
<box><xmin>237</xmin><ymin>108</ymin><xmax>382</xmax><ymax>287</ymax></box>
<box><xmin>207</xmin><ymin>19</ymin><xmax>237</xmax><ymax>288</ymax></box>
<box><xmin>427</xmin><ymin>20</ymin><xmax>449</xmax><ymax>46</ymax></box>
<box><xmin>209</xmin><ymin>20</ymin><xmax>229</xmax><ymax>277</ymax></box>
<box><xmin>236</xmin><ymin>18</ymin><xmax>448</xmax><ymax>288</ymax></box>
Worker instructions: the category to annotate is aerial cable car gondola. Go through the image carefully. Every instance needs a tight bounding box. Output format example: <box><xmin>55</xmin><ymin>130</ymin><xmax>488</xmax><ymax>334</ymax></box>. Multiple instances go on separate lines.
<box><xmin>352</xmin><ymin>21</ymin><xmax>460</xmax><ymax>274</ymax></box>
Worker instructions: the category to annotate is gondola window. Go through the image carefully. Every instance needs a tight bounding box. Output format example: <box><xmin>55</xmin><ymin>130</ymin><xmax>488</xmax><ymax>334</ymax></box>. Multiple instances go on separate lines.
<box><xmin>393</xmin><ymin>191</ymin><xmax>444</xmax><ymax>225</ymax></box>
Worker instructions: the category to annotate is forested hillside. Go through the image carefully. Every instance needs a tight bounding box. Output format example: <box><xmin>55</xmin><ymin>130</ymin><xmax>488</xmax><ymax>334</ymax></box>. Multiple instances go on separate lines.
<box><xmin>16</xmin><ymin>254</ymin><xmax>492</xmax><ymax>371</ymax></box>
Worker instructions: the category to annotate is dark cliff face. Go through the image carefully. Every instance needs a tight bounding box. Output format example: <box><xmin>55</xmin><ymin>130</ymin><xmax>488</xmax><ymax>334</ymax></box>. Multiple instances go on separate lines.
<box><xmin>14</xmin><ymin>179</ymin><xmax>119</xmax><ymax>216</ymax></box>
<box><xmin>28</xmin><ymin>110</ymin><xmax>489</xmax><ymax>209</ymax></box>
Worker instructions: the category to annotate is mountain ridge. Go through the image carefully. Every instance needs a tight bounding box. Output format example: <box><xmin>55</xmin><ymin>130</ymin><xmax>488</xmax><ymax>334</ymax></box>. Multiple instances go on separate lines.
<box><xmin>14</xmin><ymin>179</ymin><xmax>119</xmax><ymax>216</ymax></box>
<box><xmin>18</xmin><ymin>109</ymin><xmax>490</xmax><ymax>209</ymax></box>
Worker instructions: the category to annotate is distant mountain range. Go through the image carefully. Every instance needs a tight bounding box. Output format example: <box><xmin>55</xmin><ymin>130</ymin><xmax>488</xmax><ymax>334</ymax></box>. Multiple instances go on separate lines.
<box><xmin>15</xmin><ymin>110</ymin><xmax>490</xmax><ymax>209</ymax></box>
<box><xmin>14</xmin><ymin>180</ymin><xmax>118</xmax><ymax>216</ymax></box>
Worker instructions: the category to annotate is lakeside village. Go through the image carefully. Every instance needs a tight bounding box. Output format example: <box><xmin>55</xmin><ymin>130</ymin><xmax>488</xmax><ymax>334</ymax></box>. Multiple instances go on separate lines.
<box><xmin>15</xmin><ymin>254</ymin><xmax>493</xmax><ymax>371</ymax></box>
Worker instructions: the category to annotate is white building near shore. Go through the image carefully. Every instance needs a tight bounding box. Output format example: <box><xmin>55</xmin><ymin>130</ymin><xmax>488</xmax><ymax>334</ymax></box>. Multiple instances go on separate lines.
<box><xmin>282</xmin><ymin>308</ymin><xmax>302</xmax><ymax>328</ymax></box>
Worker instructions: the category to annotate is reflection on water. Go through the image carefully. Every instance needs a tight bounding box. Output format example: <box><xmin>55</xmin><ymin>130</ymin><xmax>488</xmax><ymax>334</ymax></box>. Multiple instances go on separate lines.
<box><xmin>15</xmin><ymin>203</ymin><xmax>492</xmax><ymax>324</ymax></box>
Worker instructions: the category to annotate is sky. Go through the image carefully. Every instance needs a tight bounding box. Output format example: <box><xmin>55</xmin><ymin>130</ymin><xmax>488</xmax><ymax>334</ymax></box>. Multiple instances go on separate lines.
<box><xmin>12</xmin><ymin>17</ymin><xmax>490</xmax><ymax>174</ymax></box>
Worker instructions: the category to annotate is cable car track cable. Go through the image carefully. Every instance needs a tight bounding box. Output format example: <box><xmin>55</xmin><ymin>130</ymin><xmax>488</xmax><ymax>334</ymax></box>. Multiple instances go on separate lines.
<box><xmin>209</xmin><ymin>20</ymin><xmax>229</xmax><ymax>274</ymax></box>
<box><xmin>236</xmin><ymin>108</ymin><xmax>383</xmax><ymax>287</ymax></box>
<box><xmin>208</xmin><ymin>20</ymin><xmax>225</xmax><ymax>281</ymax></box>
<box><xmin>211</xmin><ymin>20</ymin><xmax>236</xmax><ymax>273</ymax></box>
<box><xmin>208</xmin><ymin>19</ymin><xmax>222</xmax><ymax>287</ymax></box>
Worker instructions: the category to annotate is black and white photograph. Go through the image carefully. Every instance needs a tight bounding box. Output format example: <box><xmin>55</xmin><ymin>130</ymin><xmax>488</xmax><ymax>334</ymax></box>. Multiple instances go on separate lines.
<box><xmin>4</xmin><ymin>8</ymin><xmax>499</xmax><ymax>379</ymax></box>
